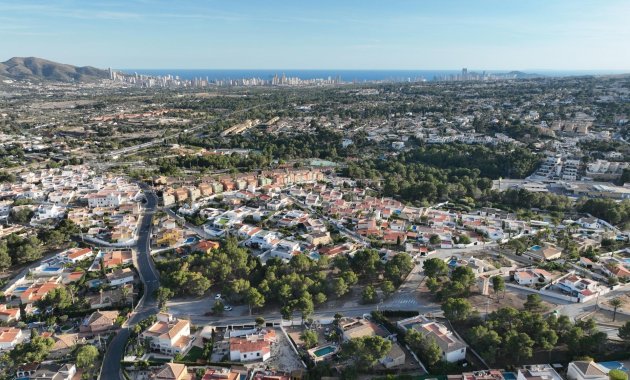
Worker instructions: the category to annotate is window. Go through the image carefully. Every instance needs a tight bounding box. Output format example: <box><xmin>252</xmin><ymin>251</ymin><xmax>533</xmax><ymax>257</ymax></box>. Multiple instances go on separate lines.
<box><xmin>257</xmin><ymin>352</ymin><xmax>260</xmax><ymax>357</ymax></box>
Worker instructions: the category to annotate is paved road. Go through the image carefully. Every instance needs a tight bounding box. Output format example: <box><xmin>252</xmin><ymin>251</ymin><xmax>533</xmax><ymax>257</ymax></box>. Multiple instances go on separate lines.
<box><xmin>99</xmin><ymin>187</ymin><xmax>160</xmax><ymax>380</ymax></box>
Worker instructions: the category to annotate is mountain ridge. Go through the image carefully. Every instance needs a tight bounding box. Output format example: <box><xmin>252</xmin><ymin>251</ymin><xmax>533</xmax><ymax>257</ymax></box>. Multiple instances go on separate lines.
<box><xmin>0</xmin><ymin>57</ymin><xmax>109</xmax><ymax>82</ymax></box>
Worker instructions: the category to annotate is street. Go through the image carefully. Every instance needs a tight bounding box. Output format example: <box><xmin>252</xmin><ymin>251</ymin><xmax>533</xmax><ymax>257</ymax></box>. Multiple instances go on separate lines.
<box><xmin>99</xmin><ymin>187</ymin><xmax>160</xmax><ymax>380</ymax></box>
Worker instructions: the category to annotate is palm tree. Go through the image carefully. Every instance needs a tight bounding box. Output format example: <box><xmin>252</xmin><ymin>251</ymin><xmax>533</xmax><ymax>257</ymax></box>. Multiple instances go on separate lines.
<box><xmin>121</xmin><ymin>286</ymin><xmax>131</xmax><ymax>306</ymax></box>
<box><xmin>610</xmin><ymin>298</ymin><xmax>624</xmax><ymax>322</ymax></box>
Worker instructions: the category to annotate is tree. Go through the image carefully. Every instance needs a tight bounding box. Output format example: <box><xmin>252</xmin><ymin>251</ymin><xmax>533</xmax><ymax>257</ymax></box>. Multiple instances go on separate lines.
<box><xmin>76</xmin><ymin>345</ymin><xmax>99</xmax><ymax>370</ymax></box>
<box><xmin>37</xmin><ymin>287</ymin><xmax>72</xmax><ymax>312</ymax></box>
<box><xmin>299</xmin><ymin>294</ymin><xmax>314</xmax><ymax>322</ymax></box>
<box><xmin>426</xmin><ymin>277</ymin><xmax>440</xmax><ymax>294</ymax></box>
<box><xmin>507</xmin><ymin>332</ymin><xmax>534</xmax><ymax>362</ymax></box>
<box><xmin>255</xmin><ymin>317</ymin><xmax>265</xmax><ymax>327</ymax></box>
<box><xmin>11</xmin><ymin>208</ymin><xmax>33</xmax><ymax>224</ymax></box>
<box><xmin>361</xmin><ymin>285</ymin><xmax>377</xmax><ymax>304</ymax></box>
<box><xmin>508</xmin><ymin>239</ymin><xmax>526</xmax><ymax>255</ymax></box>
<box><xmin>429</xmin><ymin>235</ymin><xmax>441</xmax><ymax>245</ymax></box>
<box><xmin>609</xmin><ymin>370</ymin><xmax>628</xmax><ymax>380</ymax></box>
<box><xmin>423</xmin><ymin>258</ymin><xmax>449</xmax><ymax>278</ymax></box>
<box><xmin>290</xmin><ymin>254</ymin><xmax>313</xmax><ymax>273</ymax></box>
<box><xmin>422</xmin><ymin>336</ymin><xmax>444</xmax><ymax>368</ymax></box>
<box><xmin>313</xmin><ymin>292</ymin><xmax>327</xmax><ymax>305</ymax></box>
<box><xmin>342</xmin><ymin>336</ymin><xmax>392</xmax><ymax>368</ymax></box>
<box><xmin>332</xmin><ymin>277</ymin><xmax>349</xmax><ymax>298</ymax></box>
<box><xmin>610</xmin><ymin>298</ymin><xmax>624</xmax><ymax>322</ymax></box>
<box><xmin>442</xmin><ymin>298</ymin><xmax>472</xmax><ymax>321</ymax></box>
<box><xmin>301</xmin><ymin>329</ymin><xmax>318</xmax><ymax>349</ymax></box>
<box><xmin>451</xmin><ymin>266</ymin><xmax>476</xmax><ymax>291</ymax></box>
<box><xmin>524</xmin><ymin>294</ymin><xmax>543</xmax><ymax>312</ymax></box>
<box><xmin>155</xmin><ymin>288</ymin><xmax>174</xmax><ymax>309</ymax></box>
<box><xmin>212</xmin><ymin>300</ymin><xmax>225</xmax><ymax>315</ymax></box>
<box><xmin>619</xmin><ymin>321</ymin><xmax>630</xmax><ymax>345</ymax></box>
<box><xmin>385</xmin><ymin>253</ymin><xmax>414</xmax><ymax>283</ymax></box>
<box><xmin>491</xmin><ymin>275</ymin><xmax>505</xmax><ymax>300</ymax></box>
<box><xmin>381</xmin><ymin>280</ymin><xmax>395</xmax><ymax>298</ymax></box>
<box><xmin>227</xmin><ymin>278</ymin><xmax>250</xmax><ymax>300</ymax></box>
<box><xmin>467</xmin><ymin>325</ymin><xmax>502</xmax><ymax>363</ymax></box>
<box><xmin>246</xmin><ymin>288</ymin><xmax>265</xmax><ymax>315</ymax></box>
<box><xmin>342</xmin><ymin>270</ymin><xmax>359</xmax><ymax>286</ymax></box>
<box><xmin>351</xmin><ymin>249</ymin><xmax>381</xmax><ymax>279</ymax></box>
<box><xmin>10</xmin><ymin>331</ymin><xmax>53</xmax><ymax>363</ymax></box>
<box><xmin>0</xmin><ymin>241</ymin><xmax>11</xmax><ymax>272</ymax></box>
<box><xmin>121</xmin><ymin>285</ymin><xmax>132</xmax><ymax>306</ymax></box>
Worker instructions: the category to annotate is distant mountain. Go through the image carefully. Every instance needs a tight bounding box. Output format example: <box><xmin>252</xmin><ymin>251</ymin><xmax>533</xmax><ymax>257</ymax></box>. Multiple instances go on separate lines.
<box><xmin>506</xmin><ymin>70</ymin><xmax>542</xmax><ymax>79</ymax></box>
<box><xmin>0</xmin><ymin>57</ymin><xmax>109</xmax><ymax>82</ymax></box>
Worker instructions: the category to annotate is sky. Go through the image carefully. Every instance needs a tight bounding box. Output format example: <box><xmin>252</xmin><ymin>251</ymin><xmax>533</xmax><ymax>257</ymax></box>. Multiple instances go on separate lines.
<box><xmin>0</xmin><ymin>0</ymin><xmax>629</xmax><ymax>71</ymax></box>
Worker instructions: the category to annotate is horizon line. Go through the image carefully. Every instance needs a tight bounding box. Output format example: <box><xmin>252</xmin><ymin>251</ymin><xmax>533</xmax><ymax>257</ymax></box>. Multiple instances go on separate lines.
<box><xmin>116</xmin><ymin>68</ymin><xmax>630</xmax><ymax>72</ymax></box>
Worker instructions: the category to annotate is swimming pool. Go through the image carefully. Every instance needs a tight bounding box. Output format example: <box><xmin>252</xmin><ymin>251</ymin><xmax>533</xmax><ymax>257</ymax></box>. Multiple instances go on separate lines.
<box><xmin>598</xmin><ymin>361</ymin><xmax>628</xmax><ymax>372</ymax></box>
<box><xmin>502</xmin><ymin>372</ymin><xmax>517</xmax><ymax>380</ymax></box>
<box><xmin>184</xmin><ymin>237</ymin><xmax>197</xmax><ymax>244</ymax></box>
<box><xmin>43</xmin><ymin>267</ymin><xmax>61</xmax><ymax>272</ymax></box>
<box><xmin>310</xmin><ymin>252</ymin><xmax>321</xmax><ymax>261</ymax></box>
<box><xmin>530</xmin><ymin>245</ymin><xmax>542</xmax><ymax>251</ymax></box>
<box><xmin>14</xmin><ymin>286</ymin><xmax>29</xmax><ymax>292</ymax></box>
<box><xmin>313</xmin><ymin>345</ymin><xmax>336</xmax><ymax>357</ymax></box>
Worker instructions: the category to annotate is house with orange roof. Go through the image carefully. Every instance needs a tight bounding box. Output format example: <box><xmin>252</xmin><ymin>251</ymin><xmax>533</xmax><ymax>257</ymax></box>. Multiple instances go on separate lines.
<box><xmin>91</xmin><ymin>250</ymin><xmax>133</xmax><ymax>271</ymax></box>
<box><xmin>0</xmin><ymin>327</ymin><xmax>24</xmax><ymax>350</ymax></box>
<box><xmin>0</xmin><ymin>304</ymin><xmax>20</xmax><ymax>323</ymax></box>
<box><xmin>194</xmin><ymin>240</ymin><xmax>220</xmax><ymax>254</ymax></box>
<box><xmin>150</xmin><ymin>363</ymin><xmax>192</xmax><ymax>380</ymax></box>
<box><xmin>201</xmin><ymin>367</ymin><xmax>239</xmax><ymax>380</ymax></box>
<box><xmin>607</xmin><ymin>264</ymin><xmax>630</xmax><ymax>279</ymax></box>
<box><xmin>414</xmin><ymin>321</ymin><xmax>467</xmax><ymax>362</ymax></box>
<box><xmin>20</xmin><ymin>279</ymin><xmax>61</xmax><ymax>304</ymax></box>
<box><xmin>59</xmin><ymin>247</ymin><xmax>94</xmax><ymax>263</ymax></box>
<box><xmin>141</xmin><ymin>313</ymin><xmax>193</xmax><ymax>355</ymax></box>
<box><xmin>513</xmin><ymin>268</ymin><xmax>554</xmax><ymax>285</ymax></box>
<box><xmin>229</xmin><ymin>337</ymin><xmax>272</xmax><ymax>362</ymax></box>
<box><xmin>79</xmin><ymin>310</ymin><xmax>119</xmax><ymax>335</ymax></box>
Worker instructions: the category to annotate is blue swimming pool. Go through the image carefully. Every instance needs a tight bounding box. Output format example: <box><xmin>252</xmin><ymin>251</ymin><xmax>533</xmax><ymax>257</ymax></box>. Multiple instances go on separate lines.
<box><xmin>530</xmin><ymin>245</ymin><xmax>542</xmax><ymax>251</ymax></box>
<box><xmin>14</xmin><ymin>286</ymin><xmax>29</xmax><ymax>292</ymax></box>
<box><xmin>502</xmin><ymin>372</ymin><xmax>517</xmax><ymax>380</ymax></box>
<box><xmin>43</xmin><ymin>267</ymin><xmax>61</xmax><ymax>272</ymax></box>
<box><xmin>310</xmin><ymin>252</ymin><xmax>321</xmax><ymax>260</ymax></box>
<box><xmin>184</xmin><ymin>237</ymin><xmax>197</xmax><ymax>244</ymax></box>
<box><xmin>313</xmin><ymin>345</ymin><xmax>336</xmax><ymax>357</ymax></box>
<box><xmin>598</xmin><ymin>361</ymin><xmax>628</xmax><ymax>372</ymax></box>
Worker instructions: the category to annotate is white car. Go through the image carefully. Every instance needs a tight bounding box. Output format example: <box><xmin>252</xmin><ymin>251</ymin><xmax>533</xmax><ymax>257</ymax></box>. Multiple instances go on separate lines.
<box><xmin>215</xmin><ymin>294</ymin><xmax>222</xmax><ymax>300</ymax></box>
<box><xmin>223</xmin><ymin>306</ymin><xmax>233</xmax><ymax>311</ymax></box>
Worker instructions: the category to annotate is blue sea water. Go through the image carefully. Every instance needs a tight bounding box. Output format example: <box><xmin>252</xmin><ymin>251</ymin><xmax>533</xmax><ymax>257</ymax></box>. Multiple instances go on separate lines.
<box><xmin>119</xmin><ymin>69</ymin><xmax>628</xmax><ymax>82</ymax></box>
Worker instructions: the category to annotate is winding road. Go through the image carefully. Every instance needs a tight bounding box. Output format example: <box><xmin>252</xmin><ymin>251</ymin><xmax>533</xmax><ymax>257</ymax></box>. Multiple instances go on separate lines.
<box><xmin>99</xmin><ymin>187</ymin><xmax>160</xmax><ymax>380</ymax></box>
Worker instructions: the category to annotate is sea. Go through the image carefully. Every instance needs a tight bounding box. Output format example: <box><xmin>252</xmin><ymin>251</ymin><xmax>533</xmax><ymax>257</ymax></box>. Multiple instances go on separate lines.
<box><xmin>119</xmin><ymin>69</ymin><xmax>628</xmax><ymax>82</ymax></box>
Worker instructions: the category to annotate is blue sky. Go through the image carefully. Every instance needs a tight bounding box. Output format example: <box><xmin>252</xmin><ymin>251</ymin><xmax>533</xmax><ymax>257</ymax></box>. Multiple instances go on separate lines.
<box><xmin>0</xmin><ymin>0</ymin><xmax>628</xmax><ymax>70</ymax></box>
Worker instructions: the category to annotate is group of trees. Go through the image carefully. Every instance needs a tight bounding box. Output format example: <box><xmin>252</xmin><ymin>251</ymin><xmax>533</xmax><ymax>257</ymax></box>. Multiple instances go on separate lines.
<box><xmin>423</xmin><ymin>258</ymin><xmax>477</xmax><ymax>301</ymax></box>
<box><xmin>156</xmin><ymin>238</ymin><xmax>412</xmax><ymax>318</ymax></box>
<box><xmin>156</xmin><ymin>237</ymin><xmax>257</xmax><ymax>298</ymax></box>
<box><xmin>340</xmin><ymin>335</ymin><xmax>392</xmax><ymax>368</ymax></box>
<box><xmin>466</xmin><ymin>307</ymin><xmax>606</xmax><ymax>364</ymax></box>
<box><xmin>0</xmin><ymin>219</ymin><xmax>80</xmax><ymax>272</ymax></box>
<box><xmin>579</xmin><ymin>198</ymin><xmax>630</xmax><ymax>228</ymax></box>
<box><xmin>0</xmin><ymin>233</ymin><xmax>42</xmax><ymax>270</ymax></box>
<box><xmin>37</xmin><ymin>219</ymin><xmax>80</xmax><ymax>248</ymax></box>
<box><xmin>341</xmin><ymin>143</ymin><xmax>539</xmax><ymax>207</ymax></box>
